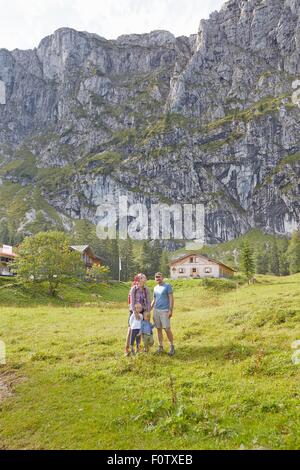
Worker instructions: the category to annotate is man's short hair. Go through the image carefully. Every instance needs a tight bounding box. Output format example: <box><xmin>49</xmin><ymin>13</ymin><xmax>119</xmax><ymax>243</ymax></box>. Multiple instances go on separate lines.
<box><xmin>155</xmin><ymin>272</ymin><xmax>163</xmax><ymax>277</ymax></box>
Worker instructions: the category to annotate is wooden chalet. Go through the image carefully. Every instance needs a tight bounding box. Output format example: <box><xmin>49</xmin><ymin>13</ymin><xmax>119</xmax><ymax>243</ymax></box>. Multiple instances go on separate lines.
<box><xmin>170</xmin><ymin>253</ymin><xmax>235</xmax><ymax>279</ymax></box>
<box><xmin>70</xmin><ymin>245</ymin><xmax>103</xmax><ymax>268</ymax></box>
<box><xmin>0</xmin><ymin>245</ymin><xmax>17</xmax><ymax>276</ymax></box>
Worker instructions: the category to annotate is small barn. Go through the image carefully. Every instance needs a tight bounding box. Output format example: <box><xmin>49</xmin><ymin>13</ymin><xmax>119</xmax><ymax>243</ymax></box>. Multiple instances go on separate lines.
<box><xmin>70</xmin><ymin>245</ymin><xmax>103</xmax><ymax>268</ymax></box>
<box><xmin>170</xmin><ymin>253</ymin><xmax>234</xmax><ymax>279</ymax></box>
<box><xmin>0</xmin><ymin>245</ymin><xmax>17</xmax><ymax>276</ymax></box>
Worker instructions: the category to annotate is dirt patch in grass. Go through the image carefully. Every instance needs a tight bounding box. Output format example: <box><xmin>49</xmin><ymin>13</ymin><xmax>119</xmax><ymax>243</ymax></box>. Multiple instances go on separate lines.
<box><xmin>0</xmin><ymin>369</ymin><xmax>23</xmax><ymax>403</ymax></box>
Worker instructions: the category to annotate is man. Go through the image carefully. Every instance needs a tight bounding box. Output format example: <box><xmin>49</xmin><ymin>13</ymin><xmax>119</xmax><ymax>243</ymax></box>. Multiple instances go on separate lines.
<box><xmin>151</xmin><ymin>272</ymin><xmax>175</xmax><ymax>356</ymax></box>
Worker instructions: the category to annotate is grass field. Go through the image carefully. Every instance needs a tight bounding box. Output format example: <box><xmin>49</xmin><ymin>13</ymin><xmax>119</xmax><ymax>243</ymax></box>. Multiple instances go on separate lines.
<box><xmin>0</xmin><ymin>275</ymin><xmax>300</xmax><ymax>450</ymax></box>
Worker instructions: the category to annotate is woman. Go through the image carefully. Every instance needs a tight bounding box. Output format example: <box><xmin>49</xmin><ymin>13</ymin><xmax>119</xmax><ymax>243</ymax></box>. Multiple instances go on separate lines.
<box><xmin>125</xmin><ymin>273</ymin><xmax>151</xmax><ymax>356</ymax></box>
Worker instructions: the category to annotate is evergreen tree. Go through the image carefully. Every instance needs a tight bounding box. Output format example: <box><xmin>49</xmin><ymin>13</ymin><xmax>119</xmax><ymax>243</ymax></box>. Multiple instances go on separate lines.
<box><xmin>281</xmin><ymin>237</ymin><xmax>289</xmax><ymax>253</ymax></box>
<box><xmin>0</xmin><ymin>220</ymin><xmax>10</xmax><ymax>245</ymax></box>
<box><xmin>108</xmin><ymin>238</ymin><xmax>120</xmax><ymax>280</ymax></box>
<box><xmin>278</xmin><ymin>238</ymin><xmax>289</xmax><ymax>276</ymax></box>
<box><xmin>139</xmin><ymin>241</ymin><xmax>153</xmax><ymax>278</ymax></box>
<box><xmin>287</xmin><ymin>231</ymin><xmax>300</xmax><ymax>274</ymax></box>
<box><xmin>255</xmin><ymin>249</ymin><xmax>269</xmax><ymax>274</ymax></box>
<box><xmin>12</xmin><ymin>231</ymin><xmax>24</xmax><ymax>245</ymax></box>
<box><xmin>269</xmin><ymin>240</ymin><xmax>280</xmax><ymax>275</ymax></box>
<box><xmin>73</xmin><ymin>220</ymin><xmax>93</xmax><ymax>245</ymax></box>
<box><xmin>119</xmin><ymin>238</ymin><xmax>136</xmax><ymax>281</ymax></box>
<box><xmin>160</xmin><ymin>251</ymin><xmax>170</xmax><ymax>277</ymax></box>
<box><xmin>151</xmin><ymin>240</ymin><xmax>162</xmax><ymax>277</ymax></box>
<box><xmin>279</xmin><ymin>251</ymin><xmax>290</xmax><ymax>276</ymax></box>
<box><xmin>240</xmin><ymin>241</ymin><xmax>255</xmax><ymax>280</ymax></box>
<box><xmin>72</xmin><ymin>220</ymin><xmax>108</xmax><ymax>260</ymax></box>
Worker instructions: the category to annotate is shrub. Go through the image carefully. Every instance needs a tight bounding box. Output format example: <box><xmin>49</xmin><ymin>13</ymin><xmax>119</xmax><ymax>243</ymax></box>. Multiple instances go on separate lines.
<box><xmin>201</xmin><ymin>278</ymin><xmax>237</xmax><ymax>290</ymax></box>
<box><xmin>86</xmin><ymin>264</ymin><xmax>110</xmax><ymax>283</ymax></box>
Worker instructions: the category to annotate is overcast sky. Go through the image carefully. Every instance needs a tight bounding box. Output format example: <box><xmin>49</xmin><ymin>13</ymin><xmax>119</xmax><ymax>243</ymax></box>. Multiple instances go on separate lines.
<box><xmin>0</xmin><ymin>0</ymin><xmax>225</xmax><ymax>51</ymax></box>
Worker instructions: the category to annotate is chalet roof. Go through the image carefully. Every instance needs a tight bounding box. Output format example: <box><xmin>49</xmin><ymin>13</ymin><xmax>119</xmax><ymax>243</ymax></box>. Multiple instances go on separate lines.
<box><xmin>70</xmin><ymin>245</ymin><xmax>104</xmax><ymax>261</ymax></box>
<box><xmin>170</xmin><ymin>252</ymin><xmax>235</xmax><ymax>272</ymax></box>
<box><xmin>70</xmin><ymin>245</ymin><xmax>90</xmax><ymax>253</ymax></box>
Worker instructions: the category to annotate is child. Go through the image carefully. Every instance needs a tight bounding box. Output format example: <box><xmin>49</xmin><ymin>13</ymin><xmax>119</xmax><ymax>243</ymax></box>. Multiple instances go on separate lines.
<box><xmin>129</xmin><ymin>303</ymin><xmax>143</xmax><ymax>355</ymax></box>
<box><xmin>141</xmin><ymin>311</ymin><xmax>155</xmax><ymax>352</ymax></box>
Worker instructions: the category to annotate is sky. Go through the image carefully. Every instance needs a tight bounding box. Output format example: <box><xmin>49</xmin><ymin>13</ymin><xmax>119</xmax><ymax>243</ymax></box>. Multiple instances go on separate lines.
<box><xmin>0</xmin><ymin>0</ymin><xmax>225</xmax><ymax>51</ymax></box>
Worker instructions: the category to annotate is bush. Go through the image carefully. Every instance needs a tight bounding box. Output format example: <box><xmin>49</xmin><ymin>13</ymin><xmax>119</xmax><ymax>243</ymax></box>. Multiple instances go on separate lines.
<box><xmin>201</xmin><ymin>278</ymin><xmax>237</xmax><ymax>291</ymax></box>
<box><xmin>86</xmin><ymin>264</ymin><xmax>110</xmax><ymax>283</ymax></box>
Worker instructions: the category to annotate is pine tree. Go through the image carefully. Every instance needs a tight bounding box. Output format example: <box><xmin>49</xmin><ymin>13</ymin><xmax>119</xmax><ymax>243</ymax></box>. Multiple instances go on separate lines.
<box><xmin>279</xmin><ymin>251</ymin><xmax>290</xmax><ymax>276</ymax></box>
<box><xmin>139</xmin><ymin>241</ymin><xmax>153</xmax><ymax>278</ymax></box>
<box><xmin>287</xmin><ymin>231</ymin><xmax>300</xmax><ymax>274</ymax></box>
<box><xmin>160</xmin><ymin>251</ymin><xmax>170</xmax><ymax>277</ymax></box>
<box><xmin>72</xmin><ymin>220</ymin><xmax>108</xmax><ymax>260</ymax></box>
<box><xmin>278</xmin><ymin>238</ymin><xmax>289</xmax><ymax>276</ymax></box>
<box><xmin>269</xmin><ymin>240</ymin><xmax>280</xmax><ymax>275</ymax></box>
<box><xmin>107</xmin><ymin>239</ymin><xmax>120</xmax><ymax>280</ymax></box>
<box><xmin>151</xmin><ymin>240</ymin><xmax>162</xmax><ymax>276</ymax></box>
<box><xmin>119</xmin><ymin>238</ymin><xmax>136</xmax><ymax>281</ymax></box>
<box><xmin>240</xmin><ymin>241</ymin><xmax>255</xmax><ymax>280</ymax></box>
<box><xmin>255</xmin><ymin>249</ymin><xmax>269</xmax><ymax>274</ymax></box>
<box><xmin>10</xmin><ymin>230</ymin><xmax>24</xmax><ymax>246</ymax></box>
<box><xmin>0</xmin><ymin>220</ymin><xmax>10</xmax><ymax>245</ymax></box>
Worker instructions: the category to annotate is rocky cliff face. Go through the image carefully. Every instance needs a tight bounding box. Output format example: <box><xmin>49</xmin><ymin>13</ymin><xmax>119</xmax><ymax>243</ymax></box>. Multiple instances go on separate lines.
<box><xmin>0</xmin><ymin>0</ymin><xmax>299</xmax><ymax>243</ymax></box>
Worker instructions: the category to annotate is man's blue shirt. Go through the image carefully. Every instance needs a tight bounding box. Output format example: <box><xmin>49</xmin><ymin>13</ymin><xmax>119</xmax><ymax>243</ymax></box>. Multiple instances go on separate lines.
<box><xmin>153</xmin><ymin>283</ymin><xmax>173</xmax><ymax>310</ymax></box>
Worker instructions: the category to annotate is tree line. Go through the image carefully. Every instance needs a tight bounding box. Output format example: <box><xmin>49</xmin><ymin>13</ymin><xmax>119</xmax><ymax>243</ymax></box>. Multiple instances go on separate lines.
<box><xmin>2</xmin><ymin>217</ymin><xmax>300</xmax><ymax>283</ymax></box>
<box><xmin>6</xmin><ymin>231</ymin><xmax>169</xmax><ymax>295</ymax></box>
<box><xmin>240</xmin><ymin>231</ymin><xmax>300</xmax><ymax>279</ymax></box>
<box><xmin>97</xmin><ymin>238</ymin><xmax>170</xmax><ymax>281</ymax></box>
<box><xmin>65</xmin><ymin>219</ymin><xmax>170</xmax><ymax>280</ymax></box>
<box><xmin>0</xmin><ymin>218</ymin><xmax>170</xmax><ymax>282</ymax></box>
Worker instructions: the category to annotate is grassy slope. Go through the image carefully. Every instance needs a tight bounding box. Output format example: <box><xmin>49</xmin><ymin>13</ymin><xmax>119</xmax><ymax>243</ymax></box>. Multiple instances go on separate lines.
<box><xmin>0</xmin><ymin>275</ymin><xmax>300</xmax><ymax>449</ymax></box>
<box><xmin>0</xmin><ymin>277</ymin><xmax>129</xmax><ymax>306</ymax></box>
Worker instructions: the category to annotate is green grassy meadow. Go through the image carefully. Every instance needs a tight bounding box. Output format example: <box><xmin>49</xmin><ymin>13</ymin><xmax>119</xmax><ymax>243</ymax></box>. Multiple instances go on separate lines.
<box><xmin>0</xmin><ymin>275</ymin><xmax>300</xmax><ymax>449</ymax></box>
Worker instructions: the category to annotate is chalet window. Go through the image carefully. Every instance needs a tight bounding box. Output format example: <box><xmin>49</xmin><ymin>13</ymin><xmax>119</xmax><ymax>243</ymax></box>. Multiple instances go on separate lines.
<box><xmin>190</xmin><ymin>257</ymin><xmax>194</xmax><ymax>263</ymax></box>
<box><xmin>204</xmin><ymin>267</ymin><xmax>212</xmax><ymax>274</ymax></box>
<box><xmin>172</xmin><ymin>267</ymin><xmax>176</xmax><ymax>272</ymax></box>
<box><xmin>179</xmin><ymin>268</ymin><xmax>184</xmax><ymax>274</ymax></box>
<box><xmin>192</xmin><ymin>268</ymin><xmax>197</xmax><ymax>273</ymax></box>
